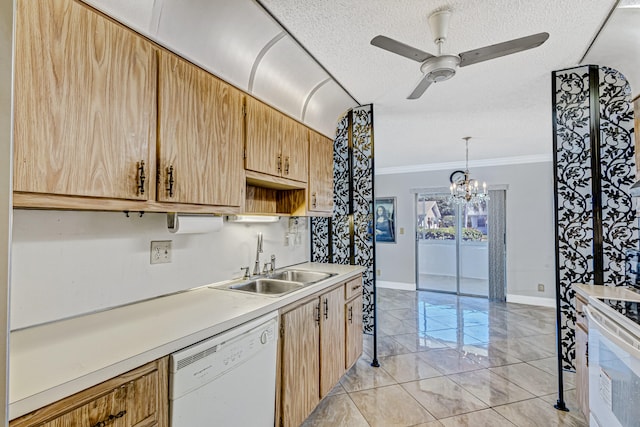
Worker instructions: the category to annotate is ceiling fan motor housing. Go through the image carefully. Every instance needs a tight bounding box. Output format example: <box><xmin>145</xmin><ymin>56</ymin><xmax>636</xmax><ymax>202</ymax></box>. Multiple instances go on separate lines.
<box><xmin>420</xmin><ymin>55</ymin><xmax>460</xmax><ymax>82</ymax></box>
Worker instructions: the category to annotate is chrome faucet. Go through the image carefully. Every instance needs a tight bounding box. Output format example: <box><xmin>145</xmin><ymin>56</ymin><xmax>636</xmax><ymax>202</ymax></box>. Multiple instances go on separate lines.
<box><xmin>253</xmin><ymin>232</ymin><xmax>263</xmax><ymax>276</ymax></box>
<box><xmin>271</xmin><ymin>254</ymin><xmax>276</xmax><ymax>271</ymax></box>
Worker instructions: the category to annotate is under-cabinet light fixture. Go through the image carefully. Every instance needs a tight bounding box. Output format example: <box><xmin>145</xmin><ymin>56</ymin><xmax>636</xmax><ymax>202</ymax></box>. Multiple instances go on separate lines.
<box><xmin>225</xmin><ymin>215</ymin><xmax>280</xmax><ymax>223</ymax></box>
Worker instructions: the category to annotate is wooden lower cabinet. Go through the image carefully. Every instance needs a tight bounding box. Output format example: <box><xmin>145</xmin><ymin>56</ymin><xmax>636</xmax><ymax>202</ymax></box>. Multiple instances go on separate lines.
<box><xmin>279</xmin><ymin>275</ymin><xmax>363</xmax><ymax>427</ymax></box>
<box><xmin>576</xmin><ymin>321</ymin><xmax>589</xmax><ymax>419</ymax></box>
<box><xmin>281</xmin><ymin>299</ymin><xmax>320</xmax><ymax>427</ymax></box>
<box><xmin>574</xmin><ymin>291</ymin><xmax>589</xmax><ymax>419</ymax></box>
<box><xmin>10</xmin><ymin>358</ymin><xmax>168</xmax><ymax>427</ymax></box>
<box><xmin>346</xmin><ymin>294</ymin><xmax>363</xmax><ymax>370</ymax></box>
<box><xmin>319</xmin><ymin>287</ymin><xmax>345</xmax><ymax>397</ymax></box>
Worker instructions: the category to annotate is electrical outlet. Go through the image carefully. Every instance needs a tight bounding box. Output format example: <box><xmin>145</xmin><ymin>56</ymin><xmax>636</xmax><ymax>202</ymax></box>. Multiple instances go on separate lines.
<box><xmin>376</xmin><ymin>269</ymin><xmax>381</xmax><ymax>276</ymax></box>
<box><xmin>399</xmin><ymin>227</ymin><xmax>405</xmax><ymax>235</ymax></box>
<box><xmin>150</xmin><ymin>240</ymin><xmax>172</xmax><ymax>264</ymax></box>
<box><xmin>537</xmin><ymin>283</ymin><xmax>545</xmax><ymax>292</ymax></box>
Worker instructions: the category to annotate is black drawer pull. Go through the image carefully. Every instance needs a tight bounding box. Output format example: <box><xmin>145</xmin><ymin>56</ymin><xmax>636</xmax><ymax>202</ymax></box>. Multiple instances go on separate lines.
<box><xmin>91</xmin><ymin>410</ymin><xmax>126</xmax><ymax>427</ymax></box>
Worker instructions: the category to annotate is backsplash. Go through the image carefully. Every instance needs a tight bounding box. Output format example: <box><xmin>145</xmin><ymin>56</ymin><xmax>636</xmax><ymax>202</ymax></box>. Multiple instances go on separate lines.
<box><xmin>10</xmin><ymin>210</ymin><xmax>309</xmax><ymax>330</ymax></box>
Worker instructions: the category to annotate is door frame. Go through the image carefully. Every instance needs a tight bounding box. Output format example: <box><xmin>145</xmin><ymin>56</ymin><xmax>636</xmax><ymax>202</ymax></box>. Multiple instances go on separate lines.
<box><xmin>413</xmin><ymin>187</ymin><xmax>507</xmax><ymax>299</ymax></box>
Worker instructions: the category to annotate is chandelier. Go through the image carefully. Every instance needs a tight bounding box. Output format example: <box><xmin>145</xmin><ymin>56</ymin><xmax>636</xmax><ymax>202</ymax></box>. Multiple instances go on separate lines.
<box><xmin>449</xmin><ymin>137</ymin><xmax>489</xmax><ymax>205</ymax></box>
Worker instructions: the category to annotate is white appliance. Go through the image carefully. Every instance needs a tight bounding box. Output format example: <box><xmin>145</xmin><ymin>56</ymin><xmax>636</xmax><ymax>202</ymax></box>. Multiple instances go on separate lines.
<box><xmin>169</xmin><ymin>311</ymin><xmax>278</xmax><ymax>427</ymax></box>
<box><xmin>586</xmin><ymin>299</ymin><xmax>640</xmax><ymax>427</ymax></box>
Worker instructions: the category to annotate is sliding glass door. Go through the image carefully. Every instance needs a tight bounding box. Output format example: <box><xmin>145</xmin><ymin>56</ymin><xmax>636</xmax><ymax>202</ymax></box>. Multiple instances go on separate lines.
<box><xmin>416</xmin><ymin>193</ymin><xmax>489</xmax><ymax>296</ymax></box>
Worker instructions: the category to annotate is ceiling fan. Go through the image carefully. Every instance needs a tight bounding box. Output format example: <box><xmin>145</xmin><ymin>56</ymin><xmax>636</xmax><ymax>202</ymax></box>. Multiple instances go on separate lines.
<box><xmin>370</xmin><ymin>9</ymin><xmax>549</xmax><ymax>99</ymax></box>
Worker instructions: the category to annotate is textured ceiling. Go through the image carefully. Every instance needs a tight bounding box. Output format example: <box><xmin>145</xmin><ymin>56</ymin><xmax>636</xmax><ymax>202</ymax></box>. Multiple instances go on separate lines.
<box><xmin>259</xmin><ymin>0</ymin><xmax>620</xmax><ymax>170</ymax></box>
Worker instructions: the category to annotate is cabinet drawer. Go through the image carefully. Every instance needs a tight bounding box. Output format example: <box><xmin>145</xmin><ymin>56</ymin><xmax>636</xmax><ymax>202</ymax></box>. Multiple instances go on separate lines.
<box><xmin>11</xmin><ymin>358</ymin><xmax>167</xmax><ymax>427</ymax></box>
<box><xmin>46</xmin><ymin>373</ymin><xmax>157</xmax><ymax>427</ymax></box>
<box><xmin>345</xmin><ymin>276</ymin><xmax>363</xmax><ymax>301</ymax></box>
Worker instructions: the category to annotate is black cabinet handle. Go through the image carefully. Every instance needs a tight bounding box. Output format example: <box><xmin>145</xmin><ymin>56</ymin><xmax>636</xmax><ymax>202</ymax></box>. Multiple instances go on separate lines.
<box><xmin>136</xmin><ymin>161</ymin><xmax>145</xmax><ymax>196</ymax></box>
<box><xmin>91</xmin><ymin>410</ymin><xmax>126</xmax><ymax>427</ymax></box>
<box><xmin>166</xmin><ymin>165</ymin><xmax>175</xmax><ymax>197</ymax></box>
<box><xmin>323</xmin><ymin>298</ymin><xmax>328</xmax><ymax>319</ymax></box>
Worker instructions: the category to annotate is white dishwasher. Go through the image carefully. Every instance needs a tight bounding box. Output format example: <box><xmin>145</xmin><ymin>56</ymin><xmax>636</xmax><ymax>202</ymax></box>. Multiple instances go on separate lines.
<box><xmin>169</xmin><ymin>311</ymin><xmax>278</xmax><ymax>427</ymax></box>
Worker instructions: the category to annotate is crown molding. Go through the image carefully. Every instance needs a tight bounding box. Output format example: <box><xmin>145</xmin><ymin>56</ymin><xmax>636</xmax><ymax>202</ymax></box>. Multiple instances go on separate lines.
<box><xmin>375</xmin><ymin>154</ymin><xmax>552</xmax><ymax>176</ymax></box>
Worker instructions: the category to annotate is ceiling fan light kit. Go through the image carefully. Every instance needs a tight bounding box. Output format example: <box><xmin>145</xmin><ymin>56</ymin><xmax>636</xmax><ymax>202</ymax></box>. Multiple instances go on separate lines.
<box><xmin>370</xmin><ymin>8</ymin><xmax>549</xmax><ymax>99</ymax></box>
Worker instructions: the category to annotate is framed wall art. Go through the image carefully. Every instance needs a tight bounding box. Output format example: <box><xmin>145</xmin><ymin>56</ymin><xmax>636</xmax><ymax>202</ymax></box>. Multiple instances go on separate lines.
<box><xmin>375</xmin><ymin>197</ymin><xmax>396</xmax><ymax>243</ymax></box>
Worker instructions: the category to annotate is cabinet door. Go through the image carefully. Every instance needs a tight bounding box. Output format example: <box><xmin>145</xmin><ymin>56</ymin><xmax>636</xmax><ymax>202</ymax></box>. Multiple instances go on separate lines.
<box><xmin>10</xmin><ymin>358</ymin><xmax>168</xmax><ymax>427</ymax></box>
<box><xmin>14</xmin><ymin>0</ymin><xmax>156</xmax><ymax>200</ymax></box>
<box><xmin>281</xmin><ymin>119</ymin><xmax>308</xmax><ymax>183</ymax></box>
<box><xmin>281</xmin><ymin>299</ymin><xmax>320</xmax><ymax>427</ymax></box>
<box><xmin>308</xmin><ymin>132</ymin><xmax>334</xmax><ymax>212</ymax></box>
<box><xmin>320</xmin><ymin>287</ymin><xmax>345</xmax><ymax>397</ymax></box>
<box><xmin>346</xmin><ymin>295</ymin><xmax>363</xmax><ymax>370</ymax></box>
<box><xmin>245</xmin><ymin>97</ymin><xmax>283</xmax><ymax>177</ymax></box>
<box><xmin>576</xmin><ymin>323</ymin><xmax>589</xmax><ymax>419</ymax></box>
<box><xmin>158</xmin><ymin>52</ymin><xmax>244</xmax><ymax>206</ymax></box>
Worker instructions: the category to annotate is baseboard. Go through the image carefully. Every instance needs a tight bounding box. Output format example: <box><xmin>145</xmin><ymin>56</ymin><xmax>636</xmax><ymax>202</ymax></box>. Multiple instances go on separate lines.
<box><xmin>506</xmin><ymin>293</ymin><xmax>556</xmax><ymax>307</ymax></box>
<box><xmin>376</xmin><ymin>280</ymin><xmax>415</xmax><ymax>291</ymax></box>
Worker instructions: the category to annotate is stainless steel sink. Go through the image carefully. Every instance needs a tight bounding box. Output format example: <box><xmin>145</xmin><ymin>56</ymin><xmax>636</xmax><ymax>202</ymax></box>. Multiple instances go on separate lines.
<box><xmin>227</xmin><ymin>279</ymin><xmax>303</xmax><ymax>297</ymax></box>
<box><xmin>269</xmin><ymin>269</ymin><xmax>334</xmax><ymax>285</ymax></box>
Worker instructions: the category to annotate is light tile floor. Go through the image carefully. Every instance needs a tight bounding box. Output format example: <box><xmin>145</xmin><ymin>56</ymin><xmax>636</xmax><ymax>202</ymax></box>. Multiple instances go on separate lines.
<box><xmin>301</xmin><ymin>288</ymin><xmax>586</xmax><ymax>427</ymax></box>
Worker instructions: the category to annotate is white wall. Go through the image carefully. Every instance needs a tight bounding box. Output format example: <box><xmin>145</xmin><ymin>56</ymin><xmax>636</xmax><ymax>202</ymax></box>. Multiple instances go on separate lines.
<box><xmin>375</xmin><ymin>161</ymin><xmax>556</xmax><ymax>301</ymax></box>
<box><xmin>11</xmin><ymin>210</ymin><xmax>309</xmax><ymax>330</ymax></box>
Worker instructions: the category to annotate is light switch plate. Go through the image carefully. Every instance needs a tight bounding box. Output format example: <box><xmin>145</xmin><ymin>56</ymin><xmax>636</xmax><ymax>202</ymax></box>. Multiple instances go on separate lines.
<box><xmin>150</xmin><ymin>240</ymin><xmax>172</xmax><ymax>264</ymax></box>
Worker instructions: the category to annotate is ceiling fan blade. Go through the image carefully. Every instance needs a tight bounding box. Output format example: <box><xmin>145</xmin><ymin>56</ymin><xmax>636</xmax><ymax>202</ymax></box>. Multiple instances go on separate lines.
<box><xmin>407</xmin><ymin>75</ymin><xmax>432</xmax><ymax>99</ymax></box>
<box><xmin>371</xmin><ymin>35</ymin><xmax>435</xmax><ymax>62</ymax></box>
<box><xmin>458</xmin><ymin>32</ymin><xmax>549</xmax><ymax>67</ymax></box>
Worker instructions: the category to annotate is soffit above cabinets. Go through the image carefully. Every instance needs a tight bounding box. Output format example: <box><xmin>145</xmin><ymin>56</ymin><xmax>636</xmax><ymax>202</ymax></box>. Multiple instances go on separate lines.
<box><xmin>304</xmin><ymin>81</ymin><xmax>356</xmax><ymax>136</ymax></box>
<box><xmin>251</xmin><ymin>35</ymin><xmax>331</xmax><ymax>120</ymax></box>
<box><xmin>81</xmin><ymin>0</ymin><xmax>358</xmax><ymax>138</ymax></box>
<box><xmin>582</xmin><ymin>5</ymin><xmax>640</xmax><ymax>99</ymax></box>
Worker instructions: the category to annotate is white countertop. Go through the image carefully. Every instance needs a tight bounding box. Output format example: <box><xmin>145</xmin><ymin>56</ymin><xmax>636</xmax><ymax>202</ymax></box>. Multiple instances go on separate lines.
<box><xmin>573</xmin><ymin>283</ymin><xmax>640</xmax><ymax>301</ymax></box>
<box><xmin>9</xmin><ymin>262</ymin><xmax>364</xmax><ymax>419</ymax></box>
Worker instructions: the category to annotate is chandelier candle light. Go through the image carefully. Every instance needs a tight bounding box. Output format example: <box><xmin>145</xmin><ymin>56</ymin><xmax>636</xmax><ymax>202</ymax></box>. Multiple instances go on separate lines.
<box><xmin>449</xmin><ymin>137</ymin><xmax>489</xmax><ymax>205</ymax></box>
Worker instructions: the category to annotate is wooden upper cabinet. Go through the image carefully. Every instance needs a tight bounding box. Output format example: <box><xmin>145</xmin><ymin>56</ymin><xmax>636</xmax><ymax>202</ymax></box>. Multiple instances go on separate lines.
<box><xmin>245</xmin><ymin>97</ymin><xmax>308</xmax><ymax>183</ymax></box>
<box><xmin>281</xmin><ymin>120</ymin><xmax>309</xmax><ymax>182</ymax></box>
<box><xmin>157</xmin><ymin>52</ymin><xmax>244</xmax><ymax>206</ymax></box>
<box><xmin>245</xmin><ymin>97</ymin><xmax>282</xmax><ymax>178</ymax></box>
<box><xmin>14</xmin><ymin>0</ymin><xmax>157</xmax><ymax>200</ymax></box>
<box><xmin>308</xmin><ymin>131</ymin><xmax>334</xmax><ymax>213</ymax></box>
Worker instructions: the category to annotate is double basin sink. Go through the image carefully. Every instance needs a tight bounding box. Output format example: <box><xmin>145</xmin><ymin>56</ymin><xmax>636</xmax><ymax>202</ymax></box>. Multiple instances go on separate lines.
<box><xmin>224</xmin><ymin>269</ymin><xmax>335</xmax><ymax>297</ymax></box>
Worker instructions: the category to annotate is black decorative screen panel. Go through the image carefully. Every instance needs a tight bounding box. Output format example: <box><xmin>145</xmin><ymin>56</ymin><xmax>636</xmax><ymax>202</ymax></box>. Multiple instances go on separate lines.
<box><xmin>553</xmin><ymin>66</ymin><xmax>594</xmax><ymax>369</ymax></box>
<box><xmin>553</xmin><ymin>65</ymin><xmax>637</xmax><ymax>369</ymax></box>
<box><xmin>351</xmin><ymin>107</ymin><xmax>375</xmax><ymax>333</ymax></box>
<box><xmin>598</xmin><ymin>67</ymin><xmax>638</xmax><ymax>287</ymax></box>
<box><xmin>311</xmin><ymin>105</ymin><xmax>376</xmax><ymax>334</ymax></box>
